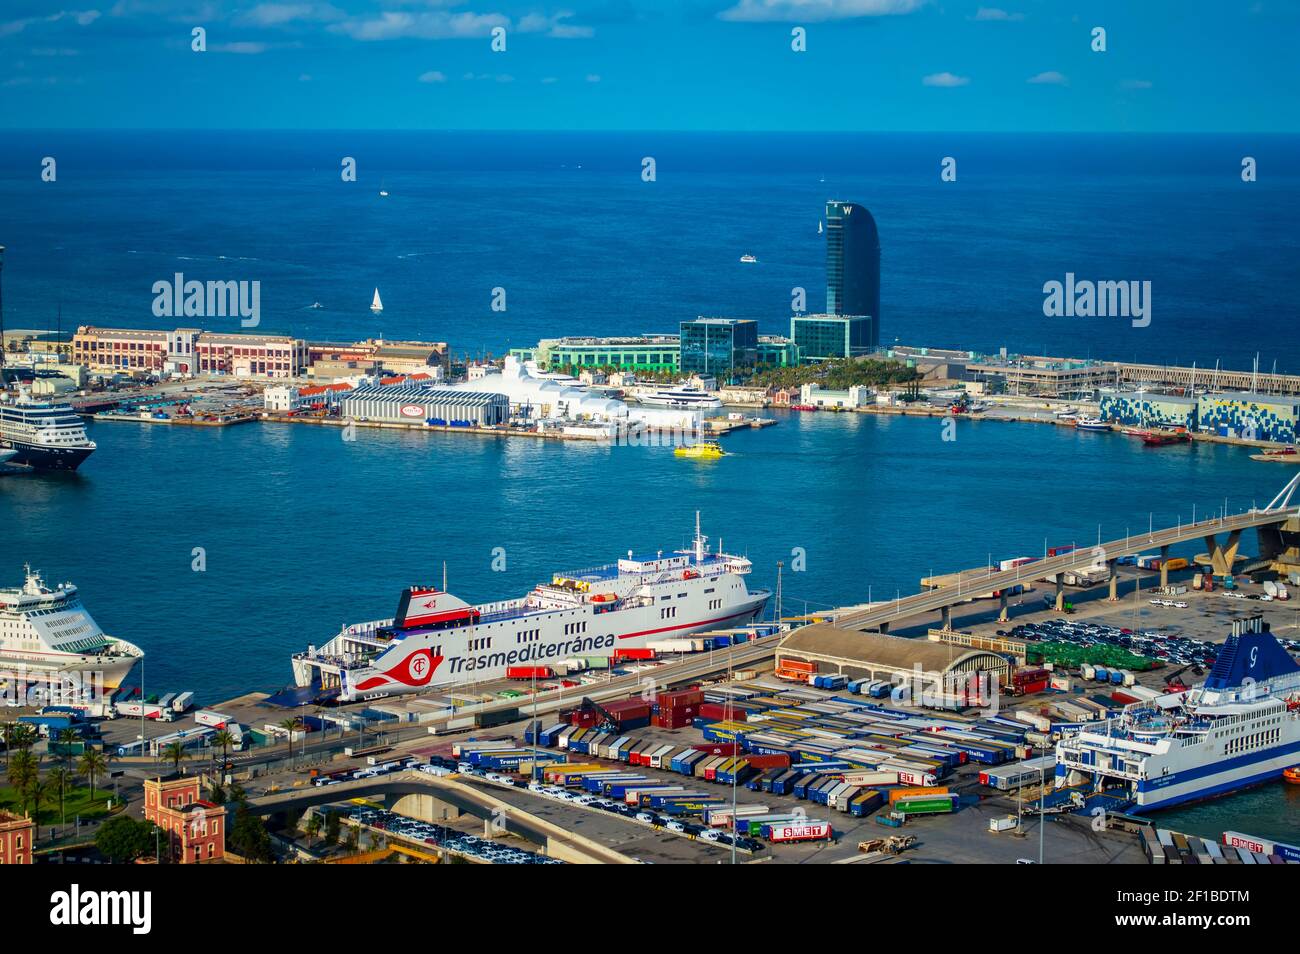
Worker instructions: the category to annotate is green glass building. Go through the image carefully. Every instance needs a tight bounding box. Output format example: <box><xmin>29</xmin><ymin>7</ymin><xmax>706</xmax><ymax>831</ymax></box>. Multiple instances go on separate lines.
<box><xmin>790</xmin><ymin>313</ymin><xmax>875</xmax><ymax>360</ymax></box>
<box><xmin>679</xmin><ymin>318</ymin><xmax>758</xmax><ymax>381</ymax></box>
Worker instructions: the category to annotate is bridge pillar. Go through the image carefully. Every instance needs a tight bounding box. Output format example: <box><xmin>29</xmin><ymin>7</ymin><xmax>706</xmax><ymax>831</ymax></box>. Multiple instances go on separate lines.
<box><xmin>940</xmin><ymin>605</ymin><xmax>952</xmax><ymax>631</ymax></box>
<box><xmin>1159</xmin><ymin>545</ymin><xmax>1170</xmax><ymax>588</ymax></box>
<box><xmin>1054</xmin><ymin>574</ymin><xmax>1065</xmax><ymax>612</ymax></box>
<box><xmin>1201</xmin><ymin>530</ymin><xmax>1243</xmax><ymax>577</ymax></box>
<box><xmin>1256</xmin><ymin>516</ymin><xmax>1300</xmax><ymax>576</ymax></box>
<box><xmin>391</xmin><ymin>793</ymin><xmax>462</xmax><ymax>823</ymax></box>
<box><xmin>998</xmin><ymin>591</ymin><xmax>1009</xmax><ymax>623</ymax></box>
<box><xmin>878</xmin><ymin>621</ymin><xmax>890</xmax><ymax>634</ymax></box>
<box><xmin>1108</xmin><ymin>560</ymin><xmax>1119</xmax><ymax>601</ymax></box>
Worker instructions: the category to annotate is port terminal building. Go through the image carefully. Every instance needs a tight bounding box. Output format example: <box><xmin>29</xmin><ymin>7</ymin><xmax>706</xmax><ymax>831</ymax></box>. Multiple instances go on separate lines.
<box><xmin>775</xmin><ymin>623</ymin><xmax>1013</xmax><ymax>705</ymax></box>
<box><xmin>340</xmin><ymin>383</ymin><xmax>510</xmax><ymax>427</ymax></box>
<box><xmin>1100</xmin><ymin>389</ymin><xmax>1300</xmax><ymax>443</ymax></box>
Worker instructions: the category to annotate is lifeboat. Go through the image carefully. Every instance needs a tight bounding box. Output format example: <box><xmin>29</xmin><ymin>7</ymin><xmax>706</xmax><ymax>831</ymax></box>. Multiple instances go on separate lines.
<box><xmin>1284</xmin><ymin>767</ymin><xmax>1300</xmax><ymax>784</ymax></box>
<box><xmin>590</xmin><ymin>593</ymin><xmax>617</xmax><ymax>603</ymax></box>
<box><xmin>683</xmin><ymin>570</ymin><xmax>699</xmax><ymax>580</ymax></box>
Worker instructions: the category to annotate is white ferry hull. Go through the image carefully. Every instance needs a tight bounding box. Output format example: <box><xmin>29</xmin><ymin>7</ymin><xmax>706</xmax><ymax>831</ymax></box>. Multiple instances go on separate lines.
<box><xmin>1132</xmin><ymin>742</ymin><xmax>1300</xmax><ymax>811</ymax></box>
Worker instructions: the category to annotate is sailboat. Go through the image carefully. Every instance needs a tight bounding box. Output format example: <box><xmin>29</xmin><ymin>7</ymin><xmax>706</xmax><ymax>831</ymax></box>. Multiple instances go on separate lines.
<box><xmin>818</xmin><ymin>220</ymin><xmax>823</xmax><ymax>234</ymax></box>
<box><xmin>370</xmin><ymin>288</ymin><xmax>383</xmax><ymax>313</ymax></box>
<box><xmin>379</xmin><ymin>178</ymin><xmax>389</xmax><ymax>198</ymax></box>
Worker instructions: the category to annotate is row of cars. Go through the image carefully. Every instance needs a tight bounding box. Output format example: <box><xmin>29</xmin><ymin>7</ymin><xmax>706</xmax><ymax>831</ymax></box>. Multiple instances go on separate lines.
<box><xmin>344</xmin><ymin>806</ymin><xmax>562</xmax><ymax>865</ymax></box>
<box><xmin>1005</xmin><ymin>617</ymin><xmax>1221</xmax><ymax>668</ymax></box>
<box><xmin>522</xmin><ymin>780</ymin><xmax>764</xmax><ymax>852</ymax></box>
<box><xmin>313</xmin><ymin>754</ymin><xmax>461</xmax><ymax>787</ymax></box>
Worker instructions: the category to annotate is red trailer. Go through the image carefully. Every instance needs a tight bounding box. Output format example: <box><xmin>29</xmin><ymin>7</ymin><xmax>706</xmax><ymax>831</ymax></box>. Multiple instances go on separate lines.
<box><xmin>506</xmin><ymin>666</ymin><xmax>555</xmax><ymax>680</ymax></box>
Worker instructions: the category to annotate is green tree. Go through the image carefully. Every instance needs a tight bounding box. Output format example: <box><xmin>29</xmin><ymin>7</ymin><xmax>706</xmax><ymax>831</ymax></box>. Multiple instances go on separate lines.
<box><xmin>324</xmin><ymin>811</ymin><xmax>340</xmax><ymax>846</ymax></box>
<box><xmin>161</xmin><ymin>741</ymin><xmax>189</xmax><ymax>774</ymax></box>
<box><xmin>304</xmin><ymin>812</ymin><xmax>323</xmax><ymax>845</ymax></box>
<box><xmin>229</xmin><ymin>804</ymin><xmax>273</xmax><ymax>862</ymax></box>
<box><xmin>207</xmin><ymin>780</ymin><xmax>227</xmax><ymax>805</ymax></box>
<box><xmin>48</xmin><ymin>767</ymin><xmax>73</xmax><ymax>825</ymax></box>
<box><xmin>77</xmin><ymin>748</ymin><xmax>109</xmax><ymax>797</ymax></box>
<box><xmin>94</xmin><ymin>815</ymin><xmax>156</xmax><ymax>863</ymax></box>
<box><xmin>7</xmin><ymin>749</ymin><xmax>39</xmax><ymax>797</ymax></box>
<box><xmin>279</xmin><ymin>718</ymin><xmax>301</xmax><ymax>762</ymax></box>
<box><xmin>24</xmin><ymin>777</ymin><xmax>49</xmax><ymax>822</ymax></box>
<box><xmin>210</xmin><ymin>729</ymin><xmax>235</xmax><ymax>768</ymax></box>
<box><xmin>54</xmin><ymin>727</ymin><xmax>80</xmax><ymax>771</ymax></box>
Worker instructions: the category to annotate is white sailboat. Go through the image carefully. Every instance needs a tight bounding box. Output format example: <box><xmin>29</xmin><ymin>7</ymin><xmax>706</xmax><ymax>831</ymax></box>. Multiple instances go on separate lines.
<box><xmin>370</xmin><ymin>288</ymin><xmax>383</xmax><ymax>313</ymax></box>
<box><xmin>818</xmin><ymin>220</ymin><xmax>823</xmax><ymax>234</ymax></box>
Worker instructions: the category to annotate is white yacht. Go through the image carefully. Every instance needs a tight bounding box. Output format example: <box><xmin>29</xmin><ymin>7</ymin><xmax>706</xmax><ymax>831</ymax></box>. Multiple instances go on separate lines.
<box><xmin>636</xmin><ymin>387</ymin><xmax>723</xmax><ymax>411</ymax></box>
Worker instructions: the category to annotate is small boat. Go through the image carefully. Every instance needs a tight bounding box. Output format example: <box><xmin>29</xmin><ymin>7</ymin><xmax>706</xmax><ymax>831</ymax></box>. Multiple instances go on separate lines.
<box><xmin>1284</xmin><ymin>766</ymin><xmax>1300</xmax><ymax>784</ymax></box>
<box><xmin>739</xmin><ymin>254</ymin><xmax>757</xmax><ymax>264</ymax></box>
<box><xmin>370</xmin><ymin>288</ymin><xmax>383</xmax><ymax>313</ymax></box>
<box><xmin>675</xmin><ymin>441</ymin><xmax>725</xmax><ymax>460</ymax></box>
<box><xmin>1074</xmin><ymin>417</ymin><xmax>1112</xmax><ymax>433</ymax></box>
<box><xmin>1142</xmin><ymin>430</ymin><xmax>1191</xmax><ymax>447</ymax></box>
<box><xmin>379</xmin><ymin>190</ymin><xmax>389</xmax><ymax>197</ymax></box>
<box><xmin>789</xmin><ymin>404</ymin><xmax>818</xmax><ymax>412</ymax></box>
<box><xmin>1053</xmin><ymin>405</ymin><xmax>1078</xmax><ymax>418</ymax></box>
<box><xmin>1250</xmin><ymin>446</ymin><xmax>1300</xmax><ymax>463</ymax></box>
<box><xmin>309</xmin><ymin>301</ymin><xmax>323</xmax><ymax>310</ymax></box>
<box><xmin>818</xmin><ymin>221</ymin><xmax>824</xmax><ymax>234</ymax></box>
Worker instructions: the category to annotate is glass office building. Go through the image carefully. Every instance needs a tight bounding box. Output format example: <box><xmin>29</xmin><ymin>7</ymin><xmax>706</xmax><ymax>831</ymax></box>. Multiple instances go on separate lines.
<box><xmin>679</xmin><ymin>318</ymin><xmax>758</xmax><ymax>380</ymax></box>
<box><xmin>790</xmin><ymin>314</ymin><xmax>875</xmax><ymax>360</ymax></box>
<box><xmin>825</xmin><ymin>200</ymin><xmax>880</xmax><ymax>347</ymax></box>
<box><xmin>510</xmin><ymin>336</ymin><xmax>681</xmax><ymax>372</ymax></box>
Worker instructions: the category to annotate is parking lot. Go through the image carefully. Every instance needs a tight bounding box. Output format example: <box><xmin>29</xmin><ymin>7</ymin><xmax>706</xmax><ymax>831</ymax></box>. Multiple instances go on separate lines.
<box><xmin>342</xmin><ymin>805</ymin><xmax>562</xmax><ymax>865</ymax></box>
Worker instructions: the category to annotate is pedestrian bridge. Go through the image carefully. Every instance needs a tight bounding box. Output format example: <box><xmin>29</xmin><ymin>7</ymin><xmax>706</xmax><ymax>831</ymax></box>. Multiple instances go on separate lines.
<box><xmin>832</xmin><ymin>473</ymin><xmax>1300</xmax><ymax>633</ymax></box>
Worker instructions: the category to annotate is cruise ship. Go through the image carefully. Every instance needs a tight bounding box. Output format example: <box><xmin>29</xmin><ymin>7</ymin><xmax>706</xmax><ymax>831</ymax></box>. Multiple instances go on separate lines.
<box><xmin>636</xmin><ymin>387</ymin><xmax>723</xmax><ymax>411</ymax></box>
<box><xmin>0</xmin><ymin>390</ymin><xmax>97</xmax><ymax>470</ymax></box>
<box><xmin>0</xmin><ymin>566</ymin><xmax>144</xmax><ymax>700</ymax></box>
<box><xmin>291</xmin><ymin>520</ymin><xmax>769</xmax><ymax>702</ymax></box>
<box><xmin>1055</xmin><ymin>628</ymin><xmax>1300</xmax><ymax>811</ymax></box>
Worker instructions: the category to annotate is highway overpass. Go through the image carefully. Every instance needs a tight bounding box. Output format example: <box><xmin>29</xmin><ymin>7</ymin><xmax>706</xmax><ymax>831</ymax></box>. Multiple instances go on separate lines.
<box><xmin>832</xmin><ymin>473</ymin><xmax>1300</xmax><ymax>633</ymax></box>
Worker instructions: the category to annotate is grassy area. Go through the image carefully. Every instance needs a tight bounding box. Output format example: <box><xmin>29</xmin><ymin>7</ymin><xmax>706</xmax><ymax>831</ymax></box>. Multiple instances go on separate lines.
<box><xmin>0</xmin><ymin>783</ymin><xmax>117</xmax><ymax>825</ymax></box>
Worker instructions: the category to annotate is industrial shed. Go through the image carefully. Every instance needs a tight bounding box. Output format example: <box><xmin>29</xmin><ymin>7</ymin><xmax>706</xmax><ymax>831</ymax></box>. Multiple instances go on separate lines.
<box><xmin>776</xmin><ymin>623</ymin><xmax>1013</xmax><ymax>687</ymax></box>
<box><xmin>340</xmin><ymin>384</ymin><xmax>509</xmax><ymax>427</ymax></box>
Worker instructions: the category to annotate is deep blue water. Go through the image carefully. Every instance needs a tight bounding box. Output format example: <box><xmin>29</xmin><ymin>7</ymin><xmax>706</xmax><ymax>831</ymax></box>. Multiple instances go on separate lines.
<box><xmin>1</xmin><ymin>131</ymin><xmax>1298</xmax><ymax>369</ymax></box>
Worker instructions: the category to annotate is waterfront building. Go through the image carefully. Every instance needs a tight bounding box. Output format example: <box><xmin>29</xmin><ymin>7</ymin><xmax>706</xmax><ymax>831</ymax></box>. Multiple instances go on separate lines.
<box><xmin>1197</xmin><ymin>392</ymin><xmax>1300</xmax><ymax>443</ymax></box>
<box><xmin>142</xmin><ymin>775</ymin><xmax>225</xmax><ymax>864</ymax></box>
<box><xmin>72</xmin><ymin>325</ymin><xmax>307</xmax><ymax>378</ymax></box>
<box><xmin>679</xmin><ymin>317</ymin><xmax>757</xmax><ymax>381</ymax></box>
<box><xmin>510</xmin><ymin>335</ymin><xmax>681</xmax><ymax>373</ymax></box>
<box><xmin>340</xmin><ymin>383</ymin><xmax>510</xmax><ymax>427</ymax></box>
<box><xmin>310</xmin><ymin>357</ymin><xmax>382</xmax><ymax>380</ymax></box>
<box><xmin>0</xmin><ymin>811</ymin><xmax>33</xmax><ymax>865</ymax></box>
<box><xmin>791</xmin><ymin>313</ymin><xmax>875</xmax><ymax>360</ymax></box>
<box><xmin>1099</xmin><ymin>390</ymin><xmax>1198</xmax><ymax>429</ymax></box>
<box><xmin>798</xmin><ymin>382</ymin><xmax>873</xmax><ymax>410</ymax></box>
<box><xmin>966</xmin><ymin>354</ymin><xmax>1118</xmax><ymax>398</ymax></box>
<box><xmin>825</xmin><ymin>200</ymin><xmax>880</xmax><ymax>346</ymax></box>
<box><xmin>757</xmin><ymin>335</ymin><xmax>799</xmax><ymax>368</ymax></box>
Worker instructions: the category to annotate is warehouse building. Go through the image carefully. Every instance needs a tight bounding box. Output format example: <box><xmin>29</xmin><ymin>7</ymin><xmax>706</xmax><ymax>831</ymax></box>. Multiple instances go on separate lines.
<box><xmin>1099</xmin><ymin>390</ymin><xmax>1198</xmax><ymax>429</ymax></box>
<box><xmin>340</xmin><ymin>383</ymin><xmax>509</xmax><ymax>427</ymax></box>
<box><xmin>776</xmin><ymin>623</ymin><xmax>1013</xmax><ymax>706</ymax></box>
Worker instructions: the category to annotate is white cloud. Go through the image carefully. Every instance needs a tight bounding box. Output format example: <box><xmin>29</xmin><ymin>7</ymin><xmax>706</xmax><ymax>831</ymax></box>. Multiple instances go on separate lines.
<box><xmin>1027</xmin><ymin>70</ymin><xmax>1068</xmax><ymax>85</ymax></box>
<box><xmin>212</xmin><ymin>41</ymin><xmax>271</xmax><ymax>53</ymax></box>
<box><xmin>462</xmin><ymin>72</ymin><xmax>514</xmax><ymax>82</ymax></box>
<box><xmin>518</xmin><ymin>12</ymin><xmax>593</xmax><ymax>38</ymax></box>
<box><xmin>333</xmin><ymin>11</ymin><xmax>508</xmax><ymax>41</ymax></box>
<box><xmin>0</xmin><ymin>9</ymin><xmax>101</xmax><ymax>38</ymax></box>
<box><xmin>719</xmin><ymin>0</ymin><xmax>923</xmax><ymax>22</ymax></box>
<box><xmin>418</xmin><ymin>70</ymin><xmax>446</xmax><ymax>83</ymax></box>
<box><xmin>242</xmin><ymin>3</ymin><xmax>343</xmax><ymax>27</ymax></box>
<box><xmin>970</xmin><ymin>7</ymin><xmax>1023</xmax><ymax>21</ymax></box>
<box><xmin>922</xmin><ymin>71</ymin><xmax>969</xmax><ymax>87</ymax></box>
<box><xmin>1120</xmin><ymin>79</ymin><xmax>1153</xmax><ymax>90</ymax></box>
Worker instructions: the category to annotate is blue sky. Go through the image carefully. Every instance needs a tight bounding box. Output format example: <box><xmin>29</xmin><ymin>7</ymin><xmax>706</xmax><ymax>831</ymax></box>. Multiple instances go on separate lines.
<box><xmin>2</xmin><ymin>0</ymin><xmax>1297</xmax><ymax>130</ymax></box>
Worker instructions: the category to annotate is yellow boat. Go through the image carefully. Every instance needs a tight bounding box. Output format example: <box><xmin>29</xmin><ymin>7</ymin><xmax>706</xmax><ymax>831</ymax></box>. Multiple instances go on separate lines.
<box><xmin>674</xmin><ymin>441</ymin><xmax>725</xmax><ymax>460</ymax></box>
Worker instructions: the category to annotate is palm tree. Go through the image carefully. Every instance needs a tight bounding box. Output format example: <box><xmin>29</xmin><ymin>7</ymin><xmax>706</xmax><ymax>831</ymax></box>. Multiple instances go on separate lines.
<box><xmin>0</xmin><ymin>721</ymin><xmax>17</xmax><ymax>769</ymax></box>
<box><xmin>161</xmin><ymin>741</ymin><xmax>189</xmax><ymax>774</ymax></box>
<box><xmin>48</xmin><ymin>767</ymin><xmax>73</xmax><ymax>825</ymax></box>
<box><xmin>210</xmin><ymin>729</ymin><xmax>235</xmax><ymax>769</ymax></box>
<box><xmin>24</xmin><ymin>777</ymin><xmax>49</xmax><ymax>823</ymax></box>
<box><xmin>8</xmin><ymin>750</ymin><xmax>39</xmax><ymax>810</ymax></box>
<box><xmin>304</xmin><ymin>812</ymin><xmax>322</xmax><ymax>846</ymax></box>
<box><xmin>54</xmin><ymin>727</ymin><xmax>79</xmax><ymax>771</ymax></box>
<box><xmin>6</xmin><ymin>724</ymin><xmax>37</xmax><ymax>755</ymax></box>
<box><xmin>78</xmin><ymin>748</ymin><xmax>109</xmax><ymax>798</ymax></box>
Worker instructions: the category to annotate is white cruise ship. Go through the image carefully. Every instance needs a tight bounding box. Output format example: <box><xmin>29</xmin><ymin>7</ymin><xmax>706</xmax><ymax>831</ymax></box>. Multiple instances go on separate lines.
<box><xmin>291</xmin><ymin>519</ymin><xmax>769</xmax><ymax>702</ymax></box>
<box><xmin>0</xmin><ymin>390</ymin><xmax>97</xmax><ymax>470</ymax></box>
<box><xmin>0</xmin><ymin>566</ymin><xmax>144</xmax><ymax>699</ymax></box>
<box><xmin>1055</xmin><ymin>628</ymin><xmax>1300</xmax><ymax>811</ymax></box>
<box><xmin>636</xmin><ymin>387</ymin><xmax>723</xmax><ymax>411</ymax></box>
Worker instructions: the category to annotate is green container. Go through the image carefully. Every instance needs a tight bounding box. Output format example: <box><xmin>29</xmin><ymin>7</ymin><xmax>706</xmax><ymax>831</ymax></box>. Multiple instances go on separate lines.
<box><xmin>893</xmin><ymin>796</ymin><xmax>956</xmax><ymax>815</ymax></box>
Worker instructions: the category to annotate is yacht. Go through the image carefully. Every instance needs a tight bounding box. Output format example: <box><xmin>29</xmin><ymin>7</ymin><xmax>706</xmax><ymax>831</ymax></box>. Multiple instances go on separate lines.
<box><xmin>0</xmin><ymin>390</ymin><xmax>97</xmax><ymax>470</ymax></box>
<box><xmin>637</xmin><ymin>387</ymin><xmax>723</xmax><ymax>411</ymax></box>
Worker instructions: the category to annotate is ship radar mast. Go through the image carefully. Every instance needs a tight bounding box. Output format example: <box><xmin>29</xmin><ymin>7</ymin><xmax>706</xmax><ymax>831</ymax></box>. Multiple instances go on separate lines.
<box><xmin>693</xmin><ymin>511</ymin><xmax>708</xmax><ymax>563</ymax></box>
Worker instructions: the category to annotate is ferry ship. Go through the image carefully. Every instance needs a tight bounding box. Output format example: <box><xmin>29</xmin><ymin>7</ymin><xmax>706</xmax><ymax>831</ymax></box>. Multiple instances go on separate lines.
<box><xmin>0</xmin><ymin>390</ymin><xmax>97</xmax><ymax>470</ymax></box>
<box><xmin>291</xmin><ymin>519</ymin><xmax>769</xmax><ymax>702</ymax></box>
<box><xmin>1055</xmin><ymin>628</ymin><xmax>1300</xmax><ymax>811</ymax></box>
<box><xmin>0</xmin><ymin>566</ymin><xmax>144</xmax><ymax>698</ymax></box>
<box><xmin>636</xmin><ymin>387</ymin><xmax>723</xmax><ymax>411</ymax></box>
